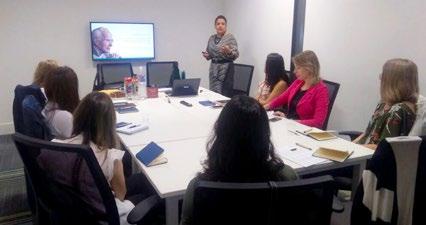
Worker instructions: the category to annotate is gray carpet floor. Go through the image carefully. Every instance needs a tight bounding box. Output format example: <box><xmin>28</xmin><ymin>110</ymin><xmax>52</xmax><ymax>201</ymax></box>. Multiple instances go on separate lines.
<box><xmin>0</xmin><ymin>135</ymin><xmax>31</xmax><ymax>224</ymax></box>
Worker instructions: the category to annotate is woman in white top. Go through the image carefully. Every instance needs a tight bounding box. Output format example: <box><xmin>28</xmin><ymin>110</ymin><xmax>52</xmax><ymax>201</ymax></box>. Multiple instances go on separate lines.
<box><xmin>57</xmin><ymin>92</ymin><xmax>154</xmax><ymax>225</ymax></box>
<box><xmin>42</xmin><ymin>66</ymin><xmax>80</xmax><ymax>139</ymax></box>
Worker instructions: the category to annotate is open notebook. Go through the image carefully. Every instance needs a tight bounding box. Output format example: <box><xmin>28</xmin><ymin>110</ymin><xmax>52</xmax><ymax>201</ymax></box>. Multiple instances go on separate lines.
<box><xmin>313</xmin><ymin>146</ymin><xmax>354</xmax><ymax>162</ymax></box>
<box><xmin>296</xmin><ymin>128</ymin><xmax>337</xmax><ymax>141</ymax></box>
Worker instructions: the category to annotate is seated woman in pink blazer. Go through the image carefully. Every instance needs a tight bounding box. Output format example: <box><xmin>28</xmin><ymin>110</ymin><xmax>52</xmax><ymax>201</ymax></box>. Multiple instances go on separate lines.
<box><xmin>265</xmin><ymin>50</ymin><xmax>329</xmax><ymax>129</ymax></box>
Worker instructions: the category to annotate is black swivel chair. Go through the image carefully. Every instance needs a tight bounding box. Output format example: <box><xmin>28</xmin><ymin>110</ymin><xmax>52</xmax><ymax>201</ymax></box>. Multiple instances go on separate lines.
<box><xmin>12</xmin><ymin>84</ymin><xmax>48</xmax><ymax>217</ymax></box>
<box><xmin>13</xmin><ymin>133</ymin><xmax>160</xmax><ymax>225</ymax></box>
<box><xmin>93</xmin><ymin>63</ymin><xmax>134</xmax><ymax>90</ymax></box>
<box><xmin>229</xmin><ymin>63</ymin><xmax>254</xmax><ymax>97</ymax></box>
<box><xmin>146</xmin><ymin>61</ymin><xmax>179</xmax><ymax>88</ymax></box>
<box><xmin>193</xmin><ymin>175</ymin><xmax>335</xmax><ymax>225</ymax></box>
<box><xmin>322</xmin><ymin>80</ymin><xmax>340</xmax><ymax>130</ymax></box>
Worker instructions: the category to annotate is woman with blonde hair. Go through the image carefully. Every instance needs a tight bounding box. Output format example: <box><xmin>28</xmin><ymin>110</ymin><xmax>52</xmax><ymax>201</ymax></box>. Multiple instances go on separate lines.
<box><xmin>33</xmin><ymin>59</ymin><xmax>58</xmax><ymax>87</ymax></box>
<box><xmin>355</xmin><ymin>58</ymin><xmax>418</xmax><ymax>150</ymax></box>
<box><xmin>265</xmin><ymin>50</ymin><xmax>329</xmax><ymax>129</ymax></box>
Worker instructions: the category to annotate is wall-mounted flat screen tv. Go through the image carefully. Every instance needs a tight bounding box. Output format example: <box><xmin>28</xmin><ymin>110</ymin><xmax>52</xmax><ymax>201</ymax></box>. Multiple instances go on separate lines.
<box><xmin>90</xmin><ymin>22</ymin><xmax>155</xmax><ymax>61</ymax></box>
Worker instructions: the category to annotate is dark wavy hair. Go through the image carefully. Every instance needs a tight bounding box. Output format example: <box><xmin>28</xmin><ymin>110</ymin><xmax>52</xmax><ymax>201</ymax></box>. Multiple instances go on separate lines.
<box><xmin>200</xmin><ymin>95</ymin><xmax>285</xmax><ymax>182</ymax></box>
<box><xmin>265</xmin><ymin>53</ymin><xmax>289</xmax><ymax>90</ymax></box>
<box><xmin>44</xmin><ymin>66</ymin><xmax>80</xmax><ymax>113</ymax></box>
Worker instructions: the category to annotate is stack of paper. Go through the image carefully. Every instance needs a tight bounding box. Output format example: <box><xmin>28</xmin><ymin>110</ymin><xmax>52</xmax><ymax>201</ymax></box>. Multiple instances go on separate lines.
<box><xmin>277</xmin><ymin>145</ymin><xmax>329</xmax><ymax>167</ymax></box>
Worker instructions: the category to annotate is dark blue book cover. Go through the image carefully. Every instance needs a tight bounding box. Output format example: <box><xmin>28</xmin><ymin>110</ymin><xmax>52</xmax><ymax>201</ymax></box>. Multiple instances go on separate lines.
<box><xmin>136</xmin><ymin>142</ymin><xmax>164</xmax><ymax>166</ymax></box>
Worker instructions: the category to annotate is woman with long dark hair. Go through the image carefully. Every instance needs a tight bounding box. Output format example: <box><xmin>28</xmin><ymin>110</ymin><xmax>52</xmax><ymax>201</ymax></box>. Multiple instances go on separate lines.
<box><xmin>256</xmin><ymin>53</ymin><xmax>289</xmax><ymax>106</ymax></box>
<box><xmin>180</xmin><ymin>95</ymin><xmax>297</xmax><ymax>225</ymax></box>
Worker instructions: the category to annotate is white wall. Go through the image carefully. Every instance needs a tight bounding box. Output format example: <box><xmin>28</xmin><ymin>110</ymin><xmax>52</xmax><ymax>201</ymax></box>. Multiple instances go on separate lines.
<box><xmin>224</xmin><ymin>0</ymin><xmax>294</xmax><ymax>96</ymax></box>
<box><xmin>0</xmin><ymin>0</ymin><xmax>224</xmax><ymax>134</ymax></box>
<box><xmin>304</xmin><ymin>0</ymin><xmax>426</xmax><ymax>131</ymax></box>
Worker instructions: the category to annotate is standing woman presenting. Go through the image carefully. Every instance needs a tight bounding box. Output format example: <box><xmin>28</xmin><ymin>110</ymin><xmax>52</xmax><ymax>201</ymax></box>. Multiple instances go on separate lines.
<box><xmin>203</xmin><ymin>15</ymin><xmax>239</xmax><ymax>97</ymax></box>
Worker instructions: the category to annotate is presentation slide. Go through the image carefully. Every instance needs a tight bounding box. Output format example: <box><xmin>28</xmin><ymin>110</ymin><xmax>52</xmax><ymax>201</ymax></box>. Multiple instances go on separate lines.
<box><xmin>90</xmin><ymin>22</ymin><xmax>155</xmax><ymax>60</ymax></box>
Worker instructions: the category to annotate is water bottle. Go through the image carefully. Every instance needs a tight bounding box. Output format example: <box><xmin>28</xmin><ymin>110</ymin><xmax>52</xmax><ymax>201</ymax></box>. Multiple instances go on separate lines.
<box><xmin>181</xmin><ymin>70</ymin><xmax>186</xmax><ymax>80</ymax></box>
<box><xmin>138</xmin><ymin>66</ymin><xmax>147</xmax><ymax>99</ymax></box>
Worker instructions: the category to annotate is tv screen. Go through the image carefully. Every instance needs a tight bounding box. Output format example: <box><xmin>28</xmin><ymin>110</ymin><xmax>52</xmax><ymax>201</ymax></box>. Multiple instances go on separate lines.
<box><xmin>90</xmin><ymin>22</ymin><xmax>155</xmax><ymax>61</ymax></box>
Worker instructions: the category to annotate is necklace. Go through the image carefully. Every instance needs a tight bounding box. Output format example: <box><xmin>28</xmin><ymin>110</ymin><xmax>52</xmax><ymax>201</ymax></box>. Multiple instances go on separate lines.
<box><xmin>214</xmin><ymin>35</ymin><xmax>221</xmax><ymax>45</ymax></box>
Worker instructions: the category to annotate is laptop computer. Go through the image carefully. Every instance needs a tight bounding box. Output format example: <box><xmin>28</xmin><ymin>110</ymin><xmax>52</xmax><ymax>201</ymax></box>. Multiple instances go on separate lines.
<box><xmin>167</xmin><ymin>78</ymin><xmax>201</xmax><ymax>96</ymax></box>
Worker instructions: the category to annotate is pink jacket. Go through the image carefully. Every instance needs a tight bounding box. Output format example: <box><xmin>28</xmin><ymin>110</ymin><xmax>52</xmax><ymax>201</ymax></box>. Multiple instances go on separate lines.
<box><xmin>268</xmin><ymin>79</ymin><xmax>329</xmax><ymax>128</ymax></box>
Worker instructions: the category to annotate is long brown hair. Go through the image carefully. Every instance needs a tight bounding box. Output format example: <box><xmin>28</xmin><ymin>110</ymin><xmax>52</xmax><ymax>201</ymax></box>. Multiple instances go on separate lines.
<box><xmin>44</xmin><ymin>66</ymin><xmax>80</xmax><ymax>113</ymax></box>
<box><xmin>33</xmin><ymin>59</ymin><xmax>58</xmax><ymax>87</ymax></box>
<box><xmin>72</xmin><ymin>92</ymin><xmax>119</xmax><ymax>150</ymax></box>
<box><xmin>380</xmin><ymin>58</ymin><xmax>419</xmax><ymax>105</ymax></box>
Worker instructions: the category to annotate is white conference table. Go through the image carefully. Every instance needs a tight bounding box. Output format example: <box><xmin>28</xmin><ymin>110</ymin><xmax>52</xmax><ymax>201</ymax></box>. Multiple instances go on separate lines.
<box><xmin>116</xmin><ymin>88</ymin><xmax>373</xmax><ymax>225</ymax></box>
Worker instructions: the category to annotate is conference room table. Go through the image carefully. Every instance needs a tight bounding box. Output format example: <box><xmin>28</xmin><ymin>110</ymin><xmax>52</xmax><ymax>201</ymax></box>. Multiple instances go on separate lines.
<box><xmin>115</xmin><ymin>88</ymin><xmax>374</xmax><ymax>225</ymax></box>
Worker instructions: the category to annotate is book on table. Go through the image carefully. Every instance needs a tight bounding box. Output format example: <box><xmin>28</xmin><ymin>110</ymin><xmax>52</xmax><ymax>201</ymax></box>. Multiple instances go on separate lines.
<box><xmin>313</xmin><ymin>146</ymin><xmax>354</xmax><ymax>162</ymax></box>
<box><xmin>136</xmin><ymin>141</ymin><xmax>168</xmax><ymax>166</ymax></box>
<box><xmin>297</xmin><ymin>128</ymin><xmax>337</xmax><ymax>141</ymax></box>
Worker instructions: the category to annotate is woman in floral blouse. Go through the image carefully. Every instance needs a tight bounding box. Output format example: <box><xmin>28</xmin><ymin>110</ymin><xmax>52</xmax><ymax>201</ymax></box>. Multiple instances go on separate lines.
<box><xmin>354</xmin><ymin>58</ymin><xmax>419</xmax><ymax>150</ymax></box>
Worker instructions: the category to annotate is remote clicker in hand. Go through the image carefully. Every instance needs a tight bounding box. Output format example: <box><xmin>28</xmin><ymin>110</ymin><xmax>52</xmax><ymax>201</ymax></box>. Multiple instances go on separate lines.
<box><xmin>180</xmin><ymin>100</ymin><xmax>192</xmax><ymax>107</ymax></box>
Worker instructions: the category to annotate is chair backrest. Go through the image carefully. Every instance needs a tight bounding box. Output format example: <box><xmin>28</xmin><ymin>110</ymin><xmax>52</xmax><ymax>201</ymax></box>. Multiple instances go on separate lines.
<box><xmin>12</xmin><ymin>133</ymin><xmax>120</xmax><ymax>225</ymax></box>
<box><xmin>96</xmin><ymin>63</ymin><xmax>134</xmax><ymax>90</ymax></box>
<box><xmin>193</xmin><ymin>175</ymin><xmax>335</xmax><ymax>225</ymax></box>
<box><xmin>230</xmin><ymin>63</ymin><xmax>254</xmax><ymax>97</ymax></box>
<box><xmin>13</xmin><ymin>84</ymin><xmax>46</xmax><ymax>133</ymax></box>
<box><xmin>351</xmin><ymin>136</ymin><xmax>426</xmax><ymax>225</ymax></box>
<box><xmin>322</xmin><ymin>80</ymin><xmax>340</xmax><ymax>130</ymax></box>
<box><xmin>409</xmin><ymin>95</ymin><xmax>426</xmax><ymax>136</ymax></box>
<box><xmin>146</xmin><ymin>61</ymin><xmax>179</xmax><ymax>88</ymax></box>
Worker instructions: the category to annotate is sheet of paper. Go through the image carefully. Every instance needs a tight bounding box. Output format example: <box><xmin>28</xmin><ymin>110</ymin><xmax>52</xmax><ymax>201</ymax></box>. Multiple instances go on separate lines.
<box><xmin>276</xmin><ymin>145</ymin><xmax>329</xmax><ymax>167</ymax></box>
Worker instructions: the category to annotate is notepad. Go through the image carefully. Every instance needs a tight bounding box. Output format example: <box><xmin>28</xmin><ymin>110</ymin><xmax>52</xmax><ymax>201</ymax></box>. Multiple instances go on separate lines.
<box><xmin>136</xmin><ymin>142</ymin><xmax>168</xmax><ymax>167</ymax></box>
<box><xmin>199</xmin><ymin>100</ymin><xmax>215</xmax><ymax>106</ymax></box>
<box><xmin>297</xmin><ymin>128</ymin><xmax>337</xmax><ymax>141</ymax></box>
<box><xmin>312</xmin><ymin>147</ymin><xmax>353</xmax><ymax>162</ymax></box>
<box><xmin>116</xmin><ymin>123</ymin><xmax>148</xmax><ymax>134</ymax></box>
<box><xmin>277</xmin><ymin>145</ymin><xmax>329</xmax><ymax>167</ymax></box>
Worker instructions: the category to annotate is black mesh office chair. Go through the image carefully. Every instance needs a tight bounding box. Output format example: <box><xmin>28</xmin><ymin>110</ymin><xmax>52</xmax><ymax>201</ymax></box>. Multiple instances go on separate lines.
<box><xmin>193</xmin><ymin>175</ymin><xmax>335</xmax><ymax>225</ymax></box>
<box><xmin>13</xmin><ymin>133</ymin><xmax>160</xmax><ymax>225</ymax></box>
<box><xmin>12</xmin><ymin>84</ymin><xmax>48</xmax><ymax>217</ymax></box>
<box><xmin>230</xmin><ymin>63</ymin><xmax>254</xmax><ymax>97</ymax></box>
<box><xmin>322</xmin><ymin>80</ymin><xmax>340</xmax><ymax>130</ymax></box>
<box><xmin>93</xmin><ymin>63</ymin><xmax>134</xmax><ymax>90</ymax></box>
<box><xmin>146</xmin><ymin>61</ymin><xmax>179</xmax><ymax>88</ymax></box>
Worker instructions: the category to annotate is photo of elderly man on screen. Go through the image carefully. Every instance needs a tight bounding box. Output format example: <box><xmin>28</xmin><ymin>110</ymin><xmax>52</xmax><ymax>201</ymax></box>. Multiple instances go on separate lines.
<box><xmin>91</xmin><ymin>27</ymin><xmax>121</xmax><ymax>59</ymax></box>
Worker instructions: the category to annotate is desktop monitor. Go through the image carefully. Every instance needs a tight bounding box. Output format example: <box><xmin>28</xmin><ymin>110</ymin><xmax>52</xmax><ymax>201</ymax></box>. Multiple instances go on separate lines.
<box><xmin>146</xmin><ymin>61</ymin><xmax>179</xmax><ymax>88</ymax></box>
<box><xmin>100</xmin><ymin>63</ymin><xmax>133</xmax><ymax>88</ymax></box>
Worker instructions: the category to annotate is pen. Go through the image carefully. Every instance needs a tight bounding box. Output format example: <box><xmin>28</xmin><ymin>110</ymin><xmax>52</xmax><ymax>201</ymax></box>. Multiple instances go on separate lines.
<box><xmin>129</xmin><ymin>124</ymin><xmax>141</xmax><ymax>128</ymax></box>
<box><xmin>289</xmin><ymin>148</ymin><xmax>297</xmax><ymax>151</ymax></box>
<box><xmin>295</xmin><ymin>142</ymin><xmax>313</xmax><ymax>151</ymax></box>
<box><xmin>288</xmin><ymin>130</ymin><xmax>298</xmax><ymax>135</ymax></box>
<box><xmin>166</xmin><ymin>96</ymin><xmax>171</xmax><ymax>103</ymax></box>
<box><xmin>303</xmin><ymin>128</ymin><xmax>313</xmax><ymax>133</ymax></box>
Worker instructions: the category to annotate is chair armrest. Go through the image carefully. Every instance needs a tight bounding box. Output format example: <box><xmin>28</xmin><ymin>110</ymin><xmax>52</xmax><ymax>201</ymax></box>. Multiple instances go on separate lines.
<box><xmin>127</xmin><ymin>195</ymin><xmax>161</xmax><ymax>224</ymax></box>
<box><xmin>338</xmin><ymin>131</ymin><xmax>362</xmax><ymax>141</ymax></box>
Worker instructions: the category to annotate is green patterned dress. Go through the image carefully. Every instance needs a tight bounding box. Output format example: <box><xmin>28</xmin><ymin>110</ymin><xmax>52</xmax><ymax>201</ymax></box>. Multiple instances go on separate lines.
<box><xmin>359</xmin><ymin>102</ymin><xmax>416</xmax><ymax>145</ymax></box>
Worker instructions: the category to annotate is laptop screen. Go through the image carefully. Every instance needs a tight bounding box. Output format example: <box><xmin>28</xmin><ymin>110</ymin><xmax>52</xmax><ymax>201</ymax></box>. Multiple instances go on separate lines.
<box><xmin>172</xmin><ymin>78</ymin><xmax>201</xmax><ymax>96</ymax></box>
